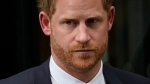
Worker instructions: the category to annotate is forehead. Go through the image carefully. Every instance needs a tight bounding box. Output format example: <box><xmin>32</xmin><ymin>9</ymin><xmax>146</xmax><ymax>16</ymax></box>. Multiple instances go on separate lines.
<box><xmin>51</xmin><ymin>0</ymin><xmax>107</xmax><ymax>21</ymax></box>
<box><xmin>55</xmin><ymin>0</ymin><xmax>103</xmax><ymax>11</ymax></box>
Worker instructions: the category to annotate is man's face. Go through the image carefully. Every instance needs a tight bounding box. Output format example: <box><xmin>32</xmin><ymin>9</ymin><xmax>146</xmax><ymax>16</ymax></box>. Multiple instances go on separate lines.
<box><xmin>50</xmin><ymin>0</ymin><xmax>113</xmax><ymax>72</ymax></box>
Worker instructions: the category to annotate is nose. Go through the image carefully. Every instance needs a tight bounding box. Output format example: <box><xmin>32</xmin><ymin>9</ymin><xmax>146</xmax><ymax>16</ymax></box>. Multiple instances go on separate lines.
<box><xmin>75</xmin><ymin>23</ymin><xmax>90</xmax><ymax>44</ymax></box>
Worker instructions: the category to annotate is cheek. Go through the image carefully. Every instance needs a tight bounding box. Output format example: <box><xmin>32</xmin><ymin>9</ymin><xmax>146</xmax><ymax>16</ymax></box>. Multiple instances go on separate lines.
<box><xmin>91</xmin><ymin>30</ymin><xmax>108</xmax><ymax>44</ymax></box>
<box><xmin>51</xmin><ymin>32</ymin><xmax>72</xmax><ymax>49</ymax></box>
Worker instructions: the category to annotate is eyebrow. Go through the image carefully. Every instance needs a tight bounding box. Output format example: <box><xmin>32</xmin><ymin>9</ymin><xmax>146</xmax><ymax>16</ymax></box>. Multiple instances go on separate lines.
<box><xmin>59</xmin><ymin>16</ymin><xmax>77</xmax><ymax>21</ymax></box>
<box><xmin>86</xmin><ymin>14</ymin><xmax>104</xmax><ymax>22</ymax></box>
<box><xmin>59</xmin><ymin>17</ymin><xmax>78</xmax><ymax>24</ymax></box>
<box><xmin>86</xmin><ymin>13</ymin><xmax>103</xmax><ymax>19</ymax></box>
<box><xmin>59</xmin><ymin>13</ymin><xmax>103</xmax><ymax>21</ymax></box>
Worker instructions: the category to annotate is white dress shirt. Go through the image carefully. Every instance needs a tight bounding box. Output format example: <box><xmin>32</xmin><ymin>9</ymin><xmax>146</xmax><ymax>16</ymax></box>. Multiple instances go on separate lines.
<box><xmin>50</xmin><ymin>56</ymin><xmax>106</xmax><ymax>84</ymax></box>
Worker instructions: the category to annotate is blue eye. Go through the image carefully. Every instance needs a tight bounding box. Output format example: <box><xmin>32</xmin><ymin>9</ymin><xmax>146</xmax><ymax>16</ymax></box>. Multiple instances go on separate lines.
<box><xmin>66</xmin><ymin>21</ymin><xmax>73</xmax><ymax>25</ymax></box>
<box><xmin>85</xmin><ymin>18</ymin><xmax>102</xmax><ymax>28</ymax></box>
<box><xmin>87</xmin><ymin>19</ymin><xmax>98</xmax><ymax>23</ymax></box>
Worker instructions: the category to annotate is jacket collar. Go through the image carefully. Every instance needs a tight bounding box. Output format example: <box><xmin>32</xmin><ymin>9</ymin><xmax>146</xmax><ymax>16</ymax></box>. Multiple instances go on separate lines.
<box><xmin>34</xmin><ymin>58</ymin><xmax>52</xmax><ymax>84</ymax></box>
<box><xmin>34</xmin><ymin>57</ymin><xmax>123</xmax><ymax>84</ymax></box>
<box><xmin>103</xmin><ymin>65</ymin><xmax>123</xmax><ymax>84</ymax></box>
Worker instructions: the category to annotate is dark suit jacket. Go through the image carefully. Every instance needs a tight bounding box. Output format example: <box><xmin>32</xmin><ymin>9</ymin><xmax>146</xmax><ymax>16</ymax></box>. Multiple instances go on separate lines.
<box><xmin>0</xmin><ymin>58</ymin><xmax>150</xmax><ymax>84</ymax></box>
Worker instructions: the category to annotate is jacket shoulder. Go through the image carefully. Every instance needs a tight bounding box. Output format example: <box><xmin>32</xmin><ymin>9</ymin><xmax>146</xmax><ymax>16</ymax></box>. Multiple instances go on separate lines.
<box><xmin>0</xmin><ymin>67</ymin><xmax>38</xmax><ymax>84</ymax></box>
<box><xmin>103</xmin><ymin>65</ymin><xmax>150</xmax><ymax>84</ymax></box>
<box><xmin>0</xmin><ymin>58</ymin><xmax>51</xmax><ymax>84</ymax></box>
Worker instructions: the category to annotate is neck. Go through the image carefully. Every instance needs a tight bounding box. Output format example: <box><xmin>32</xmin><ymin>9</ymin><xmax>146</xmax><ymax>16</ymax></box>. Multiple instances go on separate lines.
<box><xmin>67</xmin><ymin>61</ymin><xmax>101</xmax><ymax>83</ymax></box>
<box><xmin>53</xmin><ymin>55</ymin><xmax>101</xmax><ymax>83</ymax></box>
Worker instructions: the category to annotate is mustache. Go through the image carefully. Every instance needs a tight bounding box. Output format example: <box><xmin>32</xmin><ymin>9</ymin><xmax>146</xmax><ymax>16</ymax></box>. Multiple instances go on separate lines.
<box><xmin>67</xmin><ymin>43</ymin><xmax>98</xmax><ymax>52</ymax></box>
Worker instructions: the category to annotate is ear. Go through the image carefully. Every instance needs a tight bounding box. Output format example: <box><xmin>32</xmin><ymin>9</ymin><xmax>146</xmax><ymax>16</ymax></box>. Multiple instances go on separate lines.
<box><xmin>39</xmin><ymin>11</ymin><xmax>51</xmax><ymax>36</ymax></box>
<box><xmin>108</xmin><ymin>6</ymin><xmax>115</xmax><ymax>31</ymax></box>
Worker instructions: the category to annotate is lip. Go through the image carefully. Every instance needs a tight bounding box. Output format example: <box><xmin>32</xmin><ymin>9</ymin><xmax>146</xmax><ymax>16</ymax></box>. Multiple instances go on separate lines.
<box><xmin>73</xmin><ymin>49</ymin><xmax>94</xmax><ymax>53</ymax></box>
<box><xmin>74</xmin><ymin>50</ymin><xmax>93</xmax><ymax>52</ymax></box>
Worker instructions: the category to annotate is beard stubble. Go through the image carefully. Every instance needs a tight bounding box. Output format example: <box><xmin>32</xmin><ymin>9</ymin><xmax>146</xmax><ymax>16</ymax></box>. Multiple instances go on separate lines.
<box><xmin>51</xmin><ymin>35</ymin><xmax>108</xmax><ymax>73</ymax></box>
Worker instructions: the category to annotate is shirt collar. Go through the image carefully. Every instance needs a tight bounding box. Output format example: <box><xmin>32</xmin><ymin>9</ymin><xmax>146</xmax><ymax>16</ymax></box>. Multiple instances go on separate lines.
<box><xmin>50</xmin><ymin>56</ymin><xmax>105</xmax><ymax>84</ymax></box>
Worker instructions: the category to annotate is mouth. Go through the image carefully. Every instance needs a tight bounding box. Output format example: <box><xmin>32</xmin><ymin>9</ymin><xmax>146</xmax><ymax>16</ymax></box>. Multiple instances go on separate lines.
<box><xmin>74</xmin><ymin>49</ymin><xmax>93</xmax><ymax>52</ymax></box>
<box><xmin>73</xmin><ymin>49</ymin><xmax>95</xmax><ymax>54</ymax></box>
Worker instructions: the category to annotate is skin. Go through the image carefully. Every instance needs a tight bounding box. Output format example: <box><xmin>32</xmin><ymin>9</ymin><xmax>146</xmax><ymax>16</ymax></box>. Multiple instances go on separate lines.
<box><xmin>39</xmin><ymin>0</ymin><xmax>115</xmax><ymax>83</ymax></box>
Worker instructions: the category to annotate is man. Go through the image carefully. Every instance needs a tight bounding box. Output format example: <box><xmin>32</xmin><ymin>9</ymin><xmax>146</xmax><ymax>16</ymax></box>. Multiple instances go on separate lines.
<box><xmin>0</xmin><ymin>0</ymin><xmax>150</xmax><ymax>84</ymax></box>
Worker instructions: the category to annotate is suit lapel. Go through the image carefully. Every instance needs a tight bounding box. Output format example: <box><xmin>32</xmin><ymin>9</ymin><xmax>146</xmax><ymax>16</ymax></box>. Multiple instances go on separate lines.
<box><xmin>103</xmin><ymin>65</ymin><xmax>123</xmax><ymax>84</ymax></box>
<box><xmin>34</xmin><ymin>58</ymin><xmax>52</xmax><ymax>84</ymax></box>
<box><xmin>33</xmin><ymin>58</ymin><xmax>123</xmax><ymax>84</ymax></box>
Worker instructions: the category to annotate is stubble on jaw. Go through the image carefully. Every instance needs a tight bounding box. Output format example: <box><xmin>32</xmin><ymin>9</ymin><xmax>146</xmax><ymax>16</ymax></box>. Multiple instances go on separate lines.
<box><xmin>50</xmin><ymin>34</ymin><xmax>108</xmax><ymax>73</ymax></box>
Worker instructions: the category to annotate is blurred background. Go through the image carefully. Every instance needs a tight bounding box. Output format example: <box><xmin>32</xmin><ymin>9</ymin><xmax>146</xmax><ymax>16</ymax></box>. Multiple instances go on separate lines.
<box><xmin>0</xmin><ymin>0</ymin><xmax>150</xmax><ymax>79</ymax></box>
